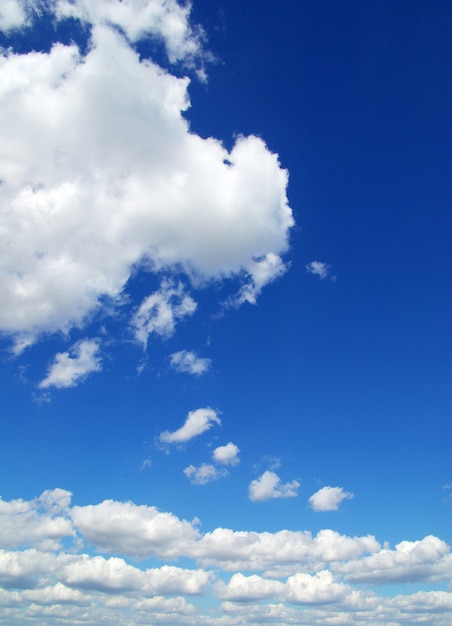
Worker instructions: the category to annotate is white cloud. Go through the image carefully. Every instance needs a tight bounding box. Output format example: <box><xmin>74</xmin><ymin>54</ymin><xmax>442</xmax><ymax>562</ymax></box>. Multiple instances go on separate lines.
<box><xmin>308</xmin><ymin>486</ymin><xmax>354</xmax><ymax>512</ymax></box>
<box><xmin>132</xmin><ymin>281</ymin><xmax>197</xmax><ymax>348</ymax></box>
<box><xmin>159</xmin><ymin>407</ymin><xmax>220</xmax><ymax>445</ymax></box>
<box><xmin>0</xmin><ymin>489</ymin><xmax>451</xmax><ymax>625</ymax></box>
<box><xmin>237</xmin><ymin>252</ymin><xmax>287</xmax><ymax>305</ymax></box>
<box><xmin>248</xmin><ymin>470</ymin><xmax>300</xmax><ymax>502</ymax></box>
<box><xmin>216</xmin><ymin>572</ymin><xmax>284</xmax><ymax>602</ymax></box>
<box><xmin>0</xmin><ymin>4</ymin><xmax>293</xmax><ymax>350</ymax></box>
<box><xmin>38</xmin><ymin>339</ymin><xmax>102</xmax><ymax>389</ymax></box>
<box><xmin>212</xmin><ymin>442</ymin><xmax>240</xmax><ymax>466</ymax></box>
<box><xmin>334</xmin><ymin>535</ymin><xmax>452</xmax><ymax>584</ymax></box>
<box><xmin>0</xmin><ymin>0</ymin><xmax>27</xmax><ymax>32</ymax></box>
<box><xmin>284</xmin><ymin>570</ymin><xmax>348</xmax><ymax>604</ymax></box>
<box><xmin>170</xmin><ymin>350</ymin><xmax>211</xmax><ymax>375</ymax></box>
<box><xmin>54</xmin><ymin>0</ymin><xmax>203</xmax><ymax>66</ymax></box>
<box><xmin>70</xmin><ymin>499</ymin><xmax>199</xmax><ymax>560</ymax></box>
<box><xmin>183</xmin><ymin>464</ymin><xmax>226</xmax><ymax>485</ymax></box>
<box><xmin>0</xmin><ymin>489</ymin><xmax>74</xmax><ymax>551</ymax></box>
<box><xmin>306</xmin><ymin>261</ymin><xmax>334</xmax><ymax>280</ymax></box>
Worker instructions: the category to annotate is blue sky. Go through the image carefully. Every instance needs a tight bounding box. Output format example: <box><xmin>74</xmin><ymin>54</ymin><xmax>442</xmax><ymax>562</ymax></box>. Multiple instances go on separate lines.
<box><xmin>0</xmin><ymin>0</ymin><xmax>450</xmax><ymax>624</ymax></box>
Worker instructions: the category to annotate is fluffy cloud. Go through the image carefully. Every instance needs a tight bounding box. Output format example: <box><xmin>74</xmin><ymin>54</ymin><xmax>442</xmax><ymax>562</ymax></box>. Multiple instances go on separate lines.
<box><xmin>193</xmin><ymin>527</ymin><xmax>379</xmax><ymax>573</ymax></box>
<box><xmin>306</xmin><ymin>261</ymin><xmax>334</xmax><ymax>280</ymax></box>
<box><xmin>334</xmin><ymin>535</ymin><xmax>452</xmax><ymax>584</ymax></box>
<box><xmin>70</xmin><ymin>499</ymin><xmax>199</xmax><ymax>560</ymax></box>
<box><xmin>216</xmin><ymin>572</ymin><xmax>284</xmax><ymax>602</ymax></box>
<box><xmin>0</xmin><ymin>489</ymin><xmax>74</xmax><ymax>550</ymax></box>
<box><xmin>169</xmin><ymin>350</ymin><xmax>211</xmax><ymax>375</ymax></box>
<box><xmin>183</xmin><ymin>464</ymin><xmax>226</xmax><ymax>485</ymax></box>
<box><xmin>0</xmin><ymin>490</ymin><xmax>451</xmax><ymax>625</ymax></box>
<box><xmin>212</xmin><ymin>442</ymin><xmax>240</xmax><ymax>466</ymax></box>
<box><xmin>0</xmin><ymin>1</ymin><xmax>293</xmax><ymax>352</ymax></box>
<box><xmin>0</xmin><ymin>0</ymin><xmax>27</xmax><ymax>31</ymax></box>
<box><xmin>159</xmin><ymin>407</ymin><xmax>220</xmax><ymax>444</ymax></box>
<box><xmin>248</xmin><ymin>470</ymin><xmax>300</xmax><ymax>502</ymax></box>
<box><xmin>39</xmin><ymin>340</ymin><xmax>102</xmax><ymax>389</ymax></box>
<box><xmin>308</xmin><ymin>486</ymin><xmax>354</xmax><ymax>512</ymax></box>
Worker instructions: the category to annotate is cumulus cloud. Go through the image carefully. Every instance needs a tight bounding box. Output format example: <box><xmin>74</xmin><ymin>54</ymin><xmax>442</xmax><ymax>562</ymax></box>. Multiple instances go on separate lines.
<box><xmin>306</xmin><ymin>261</ymin><xmax>334</xmax><ymax>280</ymax></box>
<box><xmin>248</xmin><ymin>470</ymin><xmax>300</xmax><ymax>502</ymax></box>
<box><xmin>132</xmin><ymin>281</ymin><xmax>197</xmax><ymax>348</ymax></box>
<box><xmin>0</xmin><ymin>488</ymin><xmax>73</xmax><ymax>551</ymax></box>
<box><xmin>70</xmin><ymin>499</ymin><xmax>199</xmax><ymax>560</ymax></box>
<box><xmin>169</xmin><ymin>350</ymin><xmax>211</xmax><ymax>375</ymax></box>
<box><xmin>0</xmin><ymin>1</ymin><xmax>294</xmax><ymax>353</ymax></box>
<box><xmin>159</xmin><ymin>407</ymin><xmax>220</xmax><ymax>444</ymax></box>
<box><xmin>183</xmin><ymin>464</ymin><xmax>227</xmax><ymax>485</ymax></box>
<box><xmin>334</xmin><ymin>535</ymin><xmax>452</xmax><ymax>584</ymax></box>
<box><xmin>39</xmin><ymin>339</ymin><xmax>102</xmax><ymax>389</ymax></box>
<box><xmin>309</xmin><ymin>486</ymin><xmax>354</xmax><ymax>512</ymax></box>
<box><xmin>216</xmin><ymin>572</ymin><xmax>284</xmax><ymax>602</ymax></box>
<box><xmin>0</xmin><ymin>489</ymin><xmax>451</xmax><ymax>624</ymax></box>
<box><xmin>212</xmin><ymin>442</ymin><xmax>240</xmax><ymax>466</ymax></box>
<box><xmin>0</xmin><ymin>0</ymin><xmax>27</xmax><ymax>31</ymax></box>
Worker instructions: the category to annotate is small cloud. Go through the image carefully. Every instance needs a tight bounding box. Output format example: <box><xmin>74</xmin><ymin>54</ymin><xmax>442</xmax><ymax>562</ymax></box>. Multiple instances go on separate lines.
<box><xmin>249</xmin><ymin>470</ymin><xmax>300</xmax><ymax>502</ymax></box>
<box><xmin>140</xmin><ymin>458</ymin><xmax>152</xmax><ymax>471</ymax></box>
<box><xmin>39</xmin><ymin>339</ymin><xmax>102</xmax><ymax>389</ymax></box>
<box><xmin>212</xmin><ymin>442</ymin><xmax>240</xmax><ymax>466</ymax></box>
<box><xmin>183</xmin><ymin>463</ymin><xmax>227</xmax><ymax>485</ymax></box>
<box><xmin>306</xmin><ymin>261</ymin><xmax>335</xmax><ymax>280</ymax></box>
<box><xmin>308</xmin><ymin>486</ymin><xmax>354</xmax><ymax>512</ymax></box>
<box><xmin>170</xmin><ymin>350</ymin><xmax>211</xmax><ymax>375</ymax></box>
<box><xmin>159</xmin><ymin>407</ymin><xmax>221</xmax><ymax>444</ymax></box>
<box><xmin>132</xmin><ymin>280</ymin><xmax>197</xmax><ymax>349</ymax></box>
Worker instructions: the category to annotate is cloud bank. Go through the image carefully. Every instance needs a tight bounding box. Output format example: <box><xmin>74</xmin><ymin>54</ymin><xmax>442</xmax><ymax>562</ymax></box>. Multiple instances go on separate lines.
<box><xmin>0</xmin><ymin>489</ymin><xmax>451</xmax><ymax>625</ymax></box>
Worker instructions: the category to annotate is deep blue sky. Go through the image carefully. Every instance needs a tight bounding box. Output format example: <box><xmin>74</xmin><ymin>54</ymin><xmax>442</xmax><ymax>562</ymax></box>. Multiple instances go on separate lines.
<box><xmin>0</xmin><ymin>1</ymin><xmax>450</xmax><ymax>625</ymax></box>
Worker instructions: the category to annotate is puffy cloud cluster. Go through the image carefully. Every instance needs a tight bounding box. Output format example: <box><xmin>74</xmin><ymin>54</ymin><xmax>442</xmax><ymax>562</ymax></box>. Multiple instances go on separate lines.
<box><xmin>0</xmin><ymin>0</ymin><xmax>294</xmax><ymax>368</ymax></box>
<box><xmin>0</xmin><ymin>489</ymin><xmax>451</xmax><ymax>625</ymax></box>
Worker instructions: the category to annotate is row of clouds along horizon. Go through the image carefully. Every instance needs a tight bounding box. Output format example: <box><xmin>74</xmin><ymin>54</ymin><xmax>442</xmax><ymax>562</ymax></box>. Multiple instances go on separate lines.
<box><xmin>0</xmin><ymin>488</ymin><xmax>451</xmax><ymax>625</ymax></box>
<box><xmin>0</xmin><ymin>0</ymin><xmax>294</xmax><ymax>365</ymax></box>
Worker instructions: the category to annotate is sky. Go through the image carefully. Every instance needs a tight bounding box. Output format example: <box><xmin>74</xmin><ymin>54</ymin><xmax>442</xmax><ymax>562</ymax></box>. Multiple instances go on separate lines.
<box><xmin>0</xmin><ymin>0</ymin><xmax>450</xmax><ymax>624</ymax></box>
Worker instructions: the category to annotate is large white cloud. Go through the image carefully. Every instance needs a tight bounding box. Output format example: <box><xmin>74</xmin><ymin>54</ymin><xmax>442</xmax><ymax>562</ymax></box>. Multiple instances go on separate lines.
<box><xmin>0</xmin><ymin>0</ymin><xmax>294</xmax><ymax>351</ymax></box>
<box><xmin>70</xmin><ymin>499</ymin><xmax>199</xmax><ymax>560</ymax></box>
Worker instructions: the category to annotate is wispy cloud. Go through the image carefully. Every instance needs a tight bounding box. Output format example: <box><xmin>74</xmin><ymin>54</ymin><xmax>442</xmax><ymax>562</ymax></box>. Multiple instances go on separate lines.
<box><xmin>170</xmin><ymin>350</ymin><xmax>211</xmax><ymax>375</ymax></box>
<box><xmin>39</xmin><ymin>340</ymin><xmax>102</xmax><ymax>389</ymax></box>
<box><xmin>183</xmin><ymin>463</ymin><xmax>227</xmax><ymax>485</ymax></box>
<box><xmin>309</xmin><ymin>486</ymin><xmax>354</xmax><ymax>512</ymax></box>
<box><xmin>306</xmin><ymin>261</ymin><xmax>335</xmax><ymax>280</ymax></box>
<box><xmin>248</xmin><ymin>471</ymin><xmax>300</xmax><ymax>502</ymax></box>
<box><xmin>159</xmin><ymin>408</ymin><xmax>221</xmax><ymax>444</ymax></box>
<box><xmin>132</xmin><ymin>281</ymin><xmax>197</xmax><ymax>349</ymax></box>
